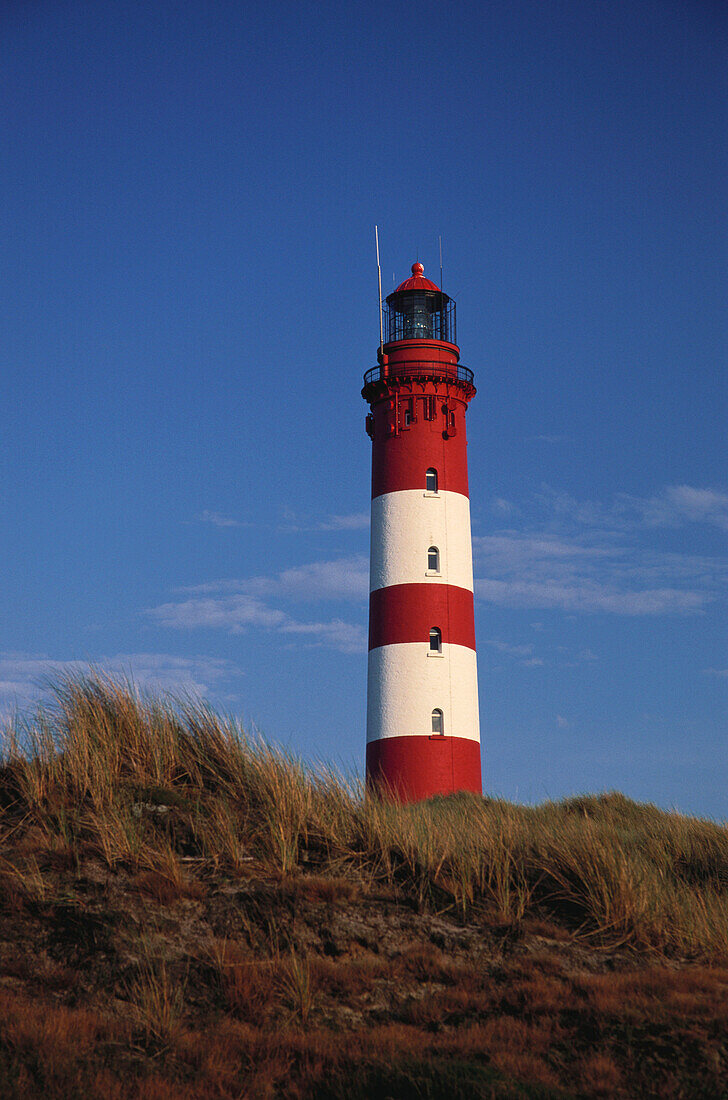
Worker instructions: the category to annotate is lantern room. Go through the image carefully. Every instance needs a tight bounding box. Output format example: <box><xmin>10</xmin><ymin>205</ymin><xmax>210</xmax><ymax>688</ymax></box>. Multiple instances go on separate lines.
<box><xmin>384</xmin><ymin>262</ymin><xmax>456</xmax><ymax>345</ymax></box>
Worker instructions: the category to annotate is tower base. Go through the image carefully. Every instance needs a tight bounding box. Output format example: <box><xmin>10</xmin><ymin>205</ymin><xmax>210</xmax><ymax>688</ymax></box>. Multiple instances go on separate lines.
<box><xmin>366</xmin><ymin>735</ymin><xmax>482</xmax><ymax>802</ymax></box>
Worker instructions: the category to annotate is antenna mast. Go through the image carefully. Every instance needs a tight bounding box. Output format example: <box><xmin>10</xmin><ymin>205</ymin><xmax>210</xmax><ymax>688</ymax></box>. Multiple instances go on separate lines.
<box><xmin>375</xmin><ymin>226</ymin><xmax>384</xmax><ymax>357</ymax></box>
<box><xmin>439</xmin><ymin>235</ymin><xmax>443</xmax><ymax>288</ymax></box>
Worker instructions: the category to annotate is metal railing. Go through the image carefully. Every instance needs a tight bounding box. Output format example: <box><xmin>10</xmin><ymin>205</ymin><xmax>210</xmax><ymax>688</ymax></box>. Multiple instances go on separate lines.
<box><xmin>363</xmin><ymin>362</ymin><xmax>474</xmax><ymax>387</ymax></box>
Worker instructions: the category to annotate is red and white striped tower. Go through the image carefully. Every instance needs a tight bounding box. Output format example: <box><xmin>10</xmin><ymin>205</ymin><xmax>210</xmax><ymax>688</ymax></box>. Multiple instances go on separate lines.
<box><xmin>362</xmin><ymin>262</ymin><xmax>481</xmax><ymax>801</ymax></box>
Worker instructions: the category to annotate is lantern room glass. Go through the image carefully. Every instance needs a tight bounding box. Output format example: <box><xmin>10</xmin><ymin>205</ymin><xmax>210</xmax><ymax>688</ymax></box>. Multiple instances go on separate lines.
<box><xmin>384</xmin><ymin>290</ymin><xmax>456</xmax><ymax>344</ymax></box>
<box><xmin>402</xmin><ymin>292</ymin><xmax>433</xmax><ymax>338</ymax></box>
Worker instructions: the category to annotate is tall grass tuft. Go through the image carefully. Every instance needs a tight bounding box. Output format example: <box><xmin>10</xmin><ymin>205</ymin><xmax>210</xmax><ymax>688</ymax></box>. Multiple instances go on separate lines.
<box><xmin>2</xmin><ymin>671</ymin><xmax>727</xmax><ymax>959</ymax></box>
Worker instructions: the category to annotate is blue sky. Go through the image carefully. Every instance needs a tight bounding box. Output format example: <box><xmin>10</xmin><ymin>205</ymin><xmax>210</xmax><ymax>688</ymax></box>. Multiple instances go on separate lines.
<box><xmin>1</xmin><ymin>0</ymin><xmax>726</xmax><ymax>818</ymax></box>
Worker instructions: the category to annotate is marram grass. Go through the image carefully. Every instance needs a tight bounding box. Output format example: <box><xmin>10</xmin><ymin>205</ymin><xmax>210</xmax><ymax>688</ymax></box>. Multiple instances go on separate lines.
<box><xmin>2</xmin><ymin>671</ymin><xmax>727</xmax><ymax>959</ymax></box>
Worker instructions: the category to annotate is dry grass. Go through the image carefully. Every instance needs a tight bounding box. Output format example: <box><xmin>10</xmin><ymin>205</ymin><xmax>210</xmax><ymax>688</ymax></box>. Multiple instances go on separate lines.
<box><xmin>0</xmin><ymin>672</ymin><xmax>726</xmax><ymax>1098</ymax></box>
<box><xmin>1</xmin><ymin>671</ymin><xmax>726</xmax><ymax>958</ymax></box>
<box><xmin>126</xmin><ymin>956</ymin><xmax>187</xmax><ymax>1047</ymax></box>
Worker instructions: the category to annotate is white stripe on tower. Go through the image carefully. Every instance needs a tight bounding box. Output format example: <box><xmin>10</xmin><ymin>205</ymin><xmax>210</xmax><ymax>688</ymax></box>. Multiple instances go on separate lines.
<box><xmin>366</xmin><ymin>643</ymin><xmax>480</xmax><ymax>743</ymax></box>
<box><xmin>369</xmin><ymin>489</ymin><xmax>474</xmax><ymax>593</ymax></box>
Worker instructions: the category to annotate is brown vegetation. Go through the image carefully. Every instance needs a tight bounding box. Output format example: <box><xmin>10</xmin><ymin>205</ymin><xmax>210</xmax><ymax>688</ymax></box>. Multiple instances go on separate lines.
<box><xmin>0</xmin><ymin>672</ymin><xmax>726</xmax><ymax>1097</ymax></box>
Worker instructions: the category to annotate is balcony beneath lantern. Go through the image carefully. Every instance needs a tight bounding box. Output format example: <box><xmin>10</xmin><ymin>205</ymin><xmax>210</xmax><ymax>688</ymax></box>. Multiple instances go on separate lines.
<box><xmin>362</xmin><ymin>360</ymin><xmax>475</xmax><ymax>403</ymax></box>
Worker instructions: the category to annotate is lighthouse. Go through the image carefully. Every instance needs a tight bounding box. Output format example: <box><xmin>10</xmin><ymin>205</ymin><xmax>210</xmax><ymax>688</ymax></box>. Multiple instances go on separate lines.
<box><xmin>362</xmin><ymin>261</ymin><xmax>481</xmax><ymax>801</ymax></box>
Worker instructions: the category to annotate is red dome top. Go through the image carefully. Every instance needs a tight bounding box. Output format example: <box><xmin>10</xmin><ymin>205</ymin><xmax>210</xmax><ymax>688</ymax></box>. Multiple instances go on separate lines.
<box><xmin>393</xmin><ymin>262</ymin><xmax>442</xmax><ymax>294</ymax></box>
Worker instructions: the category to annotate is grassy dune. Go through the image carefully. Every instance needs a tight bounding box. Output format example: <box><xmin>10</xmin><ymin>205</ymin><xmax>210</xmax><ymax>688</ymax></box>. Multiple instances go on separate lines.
<box><xmin>0</xmin><ymin>673</ymin><xmax>726</xmax><ymax>1098</ymax></box>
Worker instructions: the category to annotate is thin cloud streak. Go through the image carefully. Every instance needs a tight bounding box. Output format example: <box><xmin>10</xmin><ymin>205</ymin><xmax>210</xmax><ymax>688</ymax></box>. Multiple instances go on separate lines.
<box><xmin>483</xmin><ymin>639</ymin><xmax>535</xmax><ymax>658</ymax></box>
<box><xmin>149</xmin><ymin>596</ymin><xmax>367</xmax><ymax>654</ymax></box>
<box><xmin>319</xmin><ymin>513</ymin><xmax>370</xmax><ymax>531</ymax></box>
<box><xmin>181</xmin><ymin>556</ymin><xmax>369</xmax><ymax>602</ymax></box>
<box><xmin>476</xmin><ymin>576</ymin><xmax>707</xmax><ymax>614</ymax></box>
<box><xmin>0</xmin><ymin>652</ymin><xmax>243</xmax><ymax>713</ymax></box>
<box><xmin>635</xmin><ymin>486</ymin><xmax>728</xmax><ymax>531</ymax></box>
<box><xmin>278</xmin><ymin>511</ymin><xmax>370</xmax><ymax>534</ymax></box>
<box><xmin>149</xmin><ymin>561</ymin><xmax>368</xmax><ymax>654</ymax></box>
<box><xmin>474</xmin><ymin>484</ymin><xmax>727</xmax><ymax>615</ymax></box>
<box><xmin>483</xmin><ymin>638</ymin><xmax>599</xmax><ymax>669</ymax></box>
<box><xmin>542</xmin><ymin>484</ymin><xmax>728</xmax><ymax>533</ymax></box>
<box><xmin>194</xmin><ymin>510</ymin><xmax>247</xmax><ymax>528</ymax></box>
<box><xmin>148</xmin><ymin>554</ymin><xmax>369</xmax><ymax>653</ymax></box>
<box><xmin>151</xmin><ymin>596</ymin><xmax>288</xmax><ymax>632</ymax></box>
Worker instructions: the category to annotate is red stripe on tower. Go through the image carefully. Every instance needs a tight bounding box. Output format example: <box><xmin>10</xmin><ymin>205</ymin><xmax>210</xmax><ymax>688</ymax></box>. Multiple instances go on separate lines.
<box><xmin>368</xmin><ymin>584</ymin><xmax>476</xmax><ymax>651</ymax></box>
<box><xmin>362</xmin><ymin>261</ymin><xmax>482</xmax><ymax>802</ymax></box>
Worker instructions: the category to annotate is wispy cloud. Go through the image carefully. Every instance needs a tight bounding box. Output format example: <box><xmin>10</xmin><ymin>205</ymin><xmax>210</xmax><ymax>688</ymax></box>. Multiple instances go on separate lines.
<box><xmin>483</xmin><ymin>641</ymin><xmax>543</xmax><ymax>667</ymax></box>
<box><xmin>491</xmin><ymin>497</ymin><xmax>519</xmax><ymax>516</ymax></box>
<box><xmin>264</xmin><ymin>556</ymin><xmax>369</xmax><ymax>601</ymax></box>
<box><xmin>148</xmin><ymin>556</ymin><xmax>369</xmax><ymax>654</ymax></box>
<box><xmin>194</xmin><ymin>510</ymin><xmax>246</xmax><ymax>528</ymax></box>
<box><xmin>182</xmin><ymin>556</ymin><xmax>369</xmax><ymax>603</ymax></box>
<box><xmin>192</xmin><ymin>508</ymin><xmax>371</xmax><ymax>534</ymax></box>
<box><xmin>0</xmin><ymin>652</ymin><xmax>243</xmax><ymax>714</ymax></box>
<box><xmin>703</xmin><ymin>668</ymin><xmax>728</xmax><ymax>679</ymax></box>
<box><xmin>319</xmin><ymin>513</ymin><xmax>370</xmax><ymax>531</ymax></box>
<box><xmin>474</xmin><ymin>484</ymin><xmax>728</xmax><ymax>615</ymax></box>
<box><xmin>483</xmin><ymin>639</ymin><xmax>536</xmax><ymax>659</ymax></box>
<box><xmin>476</xmin><ymin>573</ymin><xmax>708</xmax><ymax>615</ymax></box>
<box><xmin>541</xmin><ymin>484</ymin><xmax>728</xmax><ymax>533</ymax></box>
<box><xmin>149</xmin><ymin>594</ymin><xmax>367</xmax><ymax>654</ymax></box>
<box><xmin>151</xmin><ymin>596</ymin><xmax>288</xmax><ymax>632</ymax></box>
<box><xmin>631</xmin><ymin>486</ymin><xmax>728</xmax><ymax>531</ymax></box>
<box><xmin>279</xmin><ymin>512</ymin><xmax>370</xmax><ymax>533</ymax></box>
<box><xmin>483</xmin><ymin>638</ymin><xmax>598</xmax><ymax>669</ymax></box>
<box><xmin>279</xmin><ymin>618</ymin><xmax>366</xmax><ymax>652</ymax></box>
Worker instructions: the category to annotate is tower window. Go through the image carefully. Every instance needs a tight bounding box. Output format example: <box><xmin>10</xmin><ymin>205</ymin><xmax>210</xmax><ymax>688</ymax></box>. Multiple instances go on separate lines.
<box><xmin>429</xmin><ymin>627</ymin><xmax>442</xmax><ymax>653</ymax></box>
<box><xmin>427</xmin><ymin>546</ymin><xmax>440</xmax><ymax>572</ymax></box>
<box><xmin>431</xmin><ymin>709</ymin><xmax>444</xmax><ymax>736</ymax></box>
<box><xmin>403</xmin><ymin>407</ymin><xmax>412</xmax><ymax>426</ymax></box>
<box><xmin>425</xmin><ymin>468</ymin><xmax>438</xmax><ymax>493</ymax></box>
